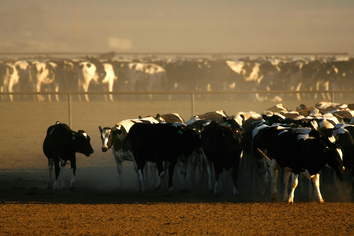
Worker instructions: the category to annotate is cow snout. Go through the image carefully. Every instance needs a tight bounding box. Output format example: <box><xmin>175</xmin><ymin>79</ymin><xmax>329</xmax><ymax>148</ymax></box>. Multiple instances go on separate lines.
<box><xmin>102</xmin><ymin>147</ymin><xmax>108</xmax><ymax>152</ymax></box>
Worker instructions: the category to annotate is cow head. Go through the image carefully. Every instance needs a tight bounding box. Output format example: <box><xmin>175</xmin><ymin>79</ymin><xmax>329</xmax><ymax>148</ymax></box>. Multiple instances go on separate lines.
<box><xmin>74</xmin><ymin>130</ymin><xmax>94</xmax><ymax>156</ymax></box>
<box><xmin>99</xmin><ymin>126</ymin><xmax>113</xmax><ymax>152</ymax></box>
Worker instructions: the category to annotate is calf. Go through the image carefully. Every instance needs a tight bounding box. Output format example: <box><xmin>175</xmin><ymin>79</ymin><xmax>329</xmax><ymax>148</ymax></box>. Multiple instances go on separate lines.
<box><xmin>201</xmin><ymin>119</ymin><xmax>243</xmax><ymax>194</ymax></box>
<box><xmin>126</xmin><ymin>123</ymin><xmax>201</xmax><ymax>192</ymax></box>
<box><xmin>43</xmin><ymin>121</ymin><xmax>94</xmax><ymax>190</ymax></box>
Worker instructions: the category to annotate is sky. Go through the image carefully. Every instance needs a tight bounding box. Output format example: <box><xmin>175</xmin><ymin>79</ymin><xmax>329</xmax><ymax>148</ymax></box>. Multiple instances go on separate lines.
<box><xmin>0</xmin><ymin>0</ymin><xmax>353</xmax><ymax>55</ymax></box>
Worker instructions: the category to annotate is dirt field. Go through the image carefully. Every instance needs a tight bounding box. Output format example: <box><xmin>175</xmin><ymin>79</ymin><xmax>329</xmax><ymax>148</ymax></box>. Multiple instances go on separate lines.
<box><xmin>1</xmin><ymin>95</ymin><xmax>354</xmax><ymax>235</ymax></box>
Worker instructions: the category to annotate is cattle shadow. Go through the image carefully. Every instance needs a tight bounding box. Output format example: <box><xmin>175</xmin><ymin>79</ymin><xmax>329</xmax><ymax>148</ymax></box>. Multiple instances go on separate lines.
<box><xmin>0</xmin><ymin>165</ymin><xmax>352</xmax><ymax>204</ymax></box>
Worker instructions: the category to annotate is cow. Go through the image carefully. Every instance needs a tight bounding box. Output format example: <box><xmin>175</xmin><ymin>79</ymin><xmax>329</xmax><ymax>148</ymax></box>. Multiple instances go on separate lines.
<box><xmin>30</xmin><ymin>61</ymin><xmax>57</xmax><ymax>102</ymax></box>
<box><xmin>43</xmin><ymin>121</ymin><xmax>94</xmax><ymax>190</ymax></box>
<box><xmin>126</xmin><ymin>123</ymin><xmax>201</xmax><ymax>192</ymax></box>
<box><xmin>258</xmin><ymin>127</ymin><xmax>344</xmax><ymax>203</ymax></box>
<box><xmin>0</xmin><ymin>62</ymin><xmax>20</xmax><ymax>102</ymax></box>
<box><xmin>98</xmin><ymin>117</ymin><xmax>159</xmax><ymax>188</ymax></box>
<box><xmin>320</xmin><ymin>123</ymin><xmax>354</xmax><ymax>198</ymax></box>
<box><xmin>78</xmin><ymin>58</ymin><xmax>117</xmax><ymax>101</ymax></box>
<box><xmin>119</xmin><ymin>62</ymin><xmax>167</xmax><ymax>98</ymax></box>
<box><xmin>201</xmin><ymin>119</ymin><xmax>243</xmax><ymax>194</ymax></box>
<box><xmin>14</xmin><ymin>60</ymin><xmax>33</xmax><ymax>100</ymax></box>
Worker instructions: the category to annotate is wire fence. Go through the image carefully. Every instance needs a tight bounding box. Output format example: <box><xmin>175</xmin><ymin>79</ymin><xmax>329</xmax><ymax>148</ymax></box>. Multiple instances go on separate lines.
<box><xmin>1</xmin><ymin>90</ymin><xmax>353</xmax><ymax>127</ymax></box>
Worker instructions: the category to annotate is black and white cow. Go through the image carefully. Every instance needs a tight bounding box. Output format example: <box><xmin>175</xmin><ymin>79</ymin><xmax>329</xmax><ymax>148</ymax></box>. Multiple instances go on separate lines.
<box><xmin>119</xmin><ymin>62</ymin><xmax>167</xmax><ymax>96</ymax></box>
<box><xmin>201</xmin><ymin>119</ymin><xmax>243</xmax><ymax>194</ymax></box>
<box><xmin>258</xmin><ymin>127</ymin><xmax>344</xmax><ymax>203</ymax></box>
<box><xmin>30</xmin><ymin>61</ymin><xmax>57</xmax><ymax>102</ymax></box>
<box><xmin>14</xmin><ymin>60</ymin><xmax>33</xmax><ymax>100</ymax></box>
<box><xmin>126</xmin><ymin>122</ymin><xmax>201</xmax><ymax>192</ymax></box>
<box><xmin>320</xmin><ymin>123</ymin><xmax>354</xmax><ymax>197</ymax></box>
<box><xmin>43</xmin><ymin>121</ymin><xmax>94</xmax><ymax>190</ymax></box>
<box><xmin>78</xmin><ymin>58</ymin><xmax>116</xmax><ymax>101</ymax></box>
<box><xmin>155</xmin><ymin>113</ymin><xmax>185</xmax><ymax>123</ymax></box>
<box><xmin>0</xmin><ymin>62</ymin><xmax>20</xmax><ymax>102</ymax></box>
<box><xmin>99</xmin><ymin>117</ymin><xmax>159</xmax><ymax>188</ymax></box>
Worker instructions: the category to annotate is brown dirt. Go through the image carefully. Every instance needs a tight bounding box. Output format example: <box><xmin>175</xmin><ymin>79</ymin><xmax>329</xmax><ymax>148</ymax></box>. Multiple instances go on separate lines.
<box><xmin>1</xmin><ymin>96</ymin><xmax>354</xmax><ymax>235</ymax></box>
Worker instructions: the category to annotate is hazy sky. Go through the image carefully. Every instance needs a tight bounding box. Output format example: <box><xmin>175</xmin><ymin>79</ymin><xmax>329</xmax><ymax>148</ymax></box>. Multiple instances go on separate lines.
<box><xmin>1</xmin><ymin>0</ymin><xmax>353</xmax><ymax>54</ymax></box>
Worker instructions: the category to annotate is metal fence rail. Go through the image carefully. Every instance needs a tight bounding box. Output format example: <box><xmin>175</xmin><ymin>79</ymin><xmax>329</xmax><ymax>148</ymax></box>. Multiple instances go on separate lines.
<box><xmin>1</xmin><ymin>90</ymin><xmax>353</xmax><ymax>127</ymax></box>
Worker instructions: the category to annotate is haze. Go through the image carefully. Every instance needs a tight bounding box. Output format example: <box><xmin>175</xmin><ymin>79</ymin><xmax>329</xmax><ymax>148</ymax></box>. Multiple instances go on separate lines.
<box><xmin>1</xmin><ymin>0</ymin><xmax>353</xmax><ymax>54</ymax></box>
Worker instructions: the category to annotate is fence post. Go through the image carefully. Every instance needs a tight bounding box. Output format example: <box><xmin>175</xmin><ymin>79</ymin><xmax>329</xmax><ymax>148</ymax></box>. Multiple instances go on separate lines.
<box><xmin>191</xmin><ymin>93</ymin><xmax>195</xmax><ymax>117</ymax></box>
<box><xmin>68</xmin><ymin>94</ymin><xmax>72</xmax><ymax>127</ymax></box>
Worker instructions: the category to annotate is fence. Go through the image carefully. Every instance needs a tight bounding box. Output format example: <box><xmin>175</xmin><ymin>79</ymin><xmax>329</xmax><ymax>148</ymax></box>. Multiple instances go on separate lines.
<box><xmin>1</xmin><ymin>90</ymin><xmax>353</xmax><ymax>127</ymax></box>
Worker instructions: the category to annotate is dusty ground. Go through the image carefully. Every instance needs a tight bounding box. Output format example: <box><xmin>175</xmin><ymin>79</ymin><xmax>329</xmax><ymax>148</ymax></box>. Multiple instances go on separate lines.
<box><xmin>1</xmin><ymin>95</ymin><xmax>354</xmax><ymax>235</ymax></box>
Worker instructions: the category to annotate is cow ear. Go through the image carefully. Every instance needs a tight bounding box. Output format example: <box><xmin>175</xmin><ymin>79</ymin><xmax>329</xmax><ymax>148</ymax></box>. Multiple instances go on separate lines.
<box><xmin>99</xmin><ymin>126</ymin><xmax>102</xmax><ymax>131</ymax></box>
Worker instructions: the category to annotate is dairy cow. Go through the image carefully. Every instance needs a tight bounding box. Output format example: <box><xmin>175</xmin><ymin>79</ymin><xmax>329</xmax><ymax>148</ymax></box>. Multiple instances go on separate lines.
<box><xmin>43</xmin><ymin>121</ymin><xmax>94</xmax><ymax>190</ymax></box>
<box><xmin>258</xmin><ymin>127</ymin><xmax>344</xmax><ymax>203</ymax></box>
<box><xmin>201</xmin><ymin>119</ymin><xmax>243</xmax><ymax>194</ymax></box>
<box><xmin>78</xmin><ymin>59</ymin><xmax>117</xmax><ymax>101</ymax></box>
<box><xmin>126</xmin><ymin>123</ymin><xmax>201</xmax><ymax>192</ymax></box>
<box><xmin>99</xmin><ymin>117</ymin><xmax>159</xmax><ymax>188</ymax></box>
<box><xmin>0</xmin><ymin>62</ymin><xmax>20</xmax><ymax>101</ymax></box>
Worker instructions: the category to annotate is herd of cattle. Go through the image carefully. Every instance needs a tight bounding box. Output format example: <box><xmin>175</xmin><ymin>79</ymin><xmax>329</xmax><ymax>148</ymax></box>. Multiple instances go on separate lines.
<box><xmin>43</xmin><ymin>101</ymin><xmax>354</xmax><ymax>203</ymax></box>
<box><xmin>2</xmin><ymin>55</ymin><xmax>354</xmax><ymax>102</ymax></box>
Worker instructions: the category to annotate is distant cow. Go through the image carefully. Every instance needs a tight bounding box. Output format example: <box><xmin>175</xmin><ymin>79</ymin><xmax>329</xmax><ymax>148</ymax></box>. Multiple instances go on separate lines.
<box><xmin>120</xmin><ymin>62</ymin><xmax>167</xmax><ymax>95</ymax></box>
<box><xmin>126</xmin><ymin>123</ymin><xmax>201</xmax><ymax>192</ymax></box>
<box><xmin>0</xmin><ymin>62</ymin><xmax>20</xmax><ymax>102</ymax></box>
<box><xmin>31</xmin><ymin>61</ymin><xmax>57</xmax><ymax>102</ymax></box>
<box><xmin>78</xmin><ymin>59</ymin><xmax>117</xmax><ymax>101</ymax></box>
<box><xmin>43</xmin><ymin>121</ymin><xmax>94</xmax><ymax>190</ymax></box>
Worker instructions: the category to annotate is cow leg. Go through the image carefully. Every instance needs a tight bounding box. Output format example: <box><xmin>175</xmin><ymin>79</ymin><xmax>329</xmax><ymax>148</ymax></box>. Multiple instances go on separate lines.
<box><xmin>55</xmin><ymin>85</ymin><xmax>60</xmax><ymax>102</ymax></box>
<box><xmin>213</xmin><ymin>164</ymin><xmax>224</xmax><ymax>194</ymax></box>
<box><xmin>155</xmin><ymin>161</ymin><xmax>165</xmax><ymax>191</ymax></box>
<box><xmin>69</xmin><ymin>157</ymin><xmax>76</xmax><ymax>189</ymax></box>
<box><xmin>53</xmin><ymin>159</ymin><xmax>61</xmax><ymax>190</ymax></box>
<box><xmin>60</xmin><ymin>160</ymin><xmax>67</xmax><ymax>189</ymax></box>
<box><xmin>261</xmin><ymin>159</ymin><xmax>271</xmax><ymax>196</ymax></box>
<box><xmin>270</xmin><ymin>160</ymin><xmax>279</xmax><ymax>201</ymax></box>
<box><xmin>282</xmin><ymin>169</ymin><xmax>292</xmax><ymax>202</ymax></box>
<box><xmin>288</xmin><ymin>173</ymin><xmax>299</xmax><ymax>204</ymax></box>
<box><xmin>136</xmin><ymin>159</ymin><xmax>147</xmax><ymax>192</ymax></box>
<box><xmin>231</xmin><ymin>167</ymin><xmax>240</xmax><ymax>195</ymax></box>
<box><xmin>203</xmin><ymin>152</ymin><xmax>214</xmax><ymax>192</ymax></box>
<box><xmin>295</xmin><ymin>82</ymin><xmax>302</xmax><ymax>102</ymax></box>
<box><xmin>178</xmin><ymin>155</ymin><xmax>189</xmax><ymax>190</ymax></box>
<box><xmin>113</xmin><ymin>153</ymin><xmax>123</xmax><ymax>188</ymax></box>
<box><xmin>47</xmin><ymin>158</ymin><xmax>54</xmax><ymax>189</ymax></box>
<box><xmin>168</xmin><ymin>161</ymin><xmax>177</xmax><ymax>192</ymax></box>
<box><xmin>312</xmin><ymin>174</ymin><xmax>325</xmax><ymax>203</ymax></box>
<box><xmin>147</xmin><ymin>162</ymin><xmax>157</xmax><ymax>188</ymax></box>
<box><xmin>36</xmin><ymin>82</ymin><xmax>44</xmax><ymax>102</ymax></box>
<box><xmin>133</xmin><ymin>159</ymin><xmax>141</xmax><ymax>192</ymax></box>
